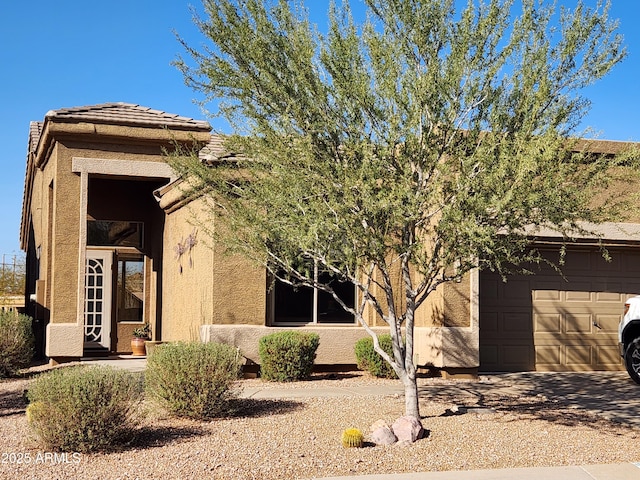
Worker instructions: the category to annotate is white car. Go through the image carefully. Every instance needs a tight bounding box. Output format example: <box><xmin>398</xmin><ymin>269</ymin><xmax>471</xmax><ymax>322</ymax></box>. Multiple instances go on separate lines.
<box><xmin>621</xmin><ymin>296</ymin><xmax>640</xmax><ymax>384</ymax></box>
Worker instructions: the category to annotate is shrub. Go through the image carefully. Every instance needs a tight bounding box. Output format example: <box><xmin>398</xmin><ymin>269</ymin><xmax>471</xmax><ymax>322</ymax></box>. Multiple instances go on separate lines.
<box><xmin>0</xmin><ymin>311</ymin><xmax>34</xmax><ymax>377</ymax></box>
<box><xmin>354</xmin><ymin>334</ymin><xmax>398</xmax><ymax>378</ymax></box>
<box><xmin>145</xmin><ymin>341</ymin><xmax>243</xmax><ymax>419</ymax></box>
<box><xmin>26</xmin><ymin>365</ymin><xmax>144</xmax><ymax>452</ymax></box>
<box><xmin>258</xmin><ymin>331</ymin><xmax>320</xmax><ymax>382</ymax></box>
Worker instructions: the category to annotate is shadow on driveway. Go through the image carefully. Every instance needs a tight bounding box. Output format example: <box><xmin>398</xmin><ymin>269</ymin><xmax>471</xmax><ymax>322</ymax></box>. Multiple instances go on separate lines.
<box><xmin>417</xmin><ymin>371</ymin><xmax>640</xmax><ymax>427</ymax></box>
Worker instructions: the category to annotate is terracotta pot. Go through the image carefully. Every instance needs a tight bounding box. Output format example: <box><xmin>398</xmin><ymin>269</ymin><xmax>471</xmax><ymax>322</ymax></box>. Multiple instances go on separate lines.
<box><xmin>131</xmin><ymin>337</ymin><xmax>147</xmax><ymax>356</ymax></box>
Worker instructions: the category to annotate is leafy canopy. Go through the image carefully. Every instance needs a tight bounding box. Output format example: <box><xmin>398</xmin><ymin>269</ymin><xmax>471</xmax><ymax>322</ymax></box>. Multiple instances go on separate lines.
<box><xmin>173</xmin><ymin>1</ymin><xmax>629</xmax><ymax>416</ymax></box>
<box><xmin>174</xmin><ymin>0</ymin><xmax>626</xmax><ymax>318</ymax></box>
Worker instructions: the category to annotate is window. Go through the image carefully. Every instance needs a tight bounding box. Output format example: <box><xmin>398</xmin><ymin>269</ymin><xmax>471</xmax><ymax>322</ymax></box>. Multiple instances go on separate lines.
<box><xmin>272</xmin><ymin>265</ymin><xmax>355</xmax><ymax>324</ymax></box>
<box><xmin>87</xmin><ymin>220</ymin><xmax>143</xmax><ymax>248</ymax></box>
<box><xmin>116</xmin><ymin>256</ymin><xmax>144</xmax><ymax>323</ymax></box>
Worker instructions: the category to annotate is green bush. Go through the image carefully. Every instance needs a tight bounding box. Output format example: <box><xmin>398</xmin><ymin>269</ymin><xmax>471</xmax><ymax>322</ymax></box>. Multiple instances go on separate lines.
<box><xmin>26</xmin><ymin>365</ymin><xmax>144</xmax><ymax>452</ymax></box>
<box><xmin>145</xmin><ymin>341</ymin><xmax>243</xmax><ymax>419</ymax></box>
<box><xmin>0</xmin><ymin>311</ymin><xmax>34</xmax><ymax>377</ymax></box>
<box><xmin>258</xmin><ymin>331</ymin><xmax>320</xmax><ymax>382</ymax></box>
<box><xmin>354</xmin><ymin>334</ymin><xmax>398</xmax><ymax>378</ymax></box>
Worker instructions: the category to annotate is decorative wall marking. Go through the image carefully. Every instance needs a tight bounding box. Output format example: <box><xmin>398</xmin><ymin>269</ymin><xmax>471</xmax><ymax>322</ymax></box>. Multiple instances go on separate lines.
<box><xmin>175</xmin><ymin>228</ymin><xmax>198</xmax><ymax>273</ymax></box>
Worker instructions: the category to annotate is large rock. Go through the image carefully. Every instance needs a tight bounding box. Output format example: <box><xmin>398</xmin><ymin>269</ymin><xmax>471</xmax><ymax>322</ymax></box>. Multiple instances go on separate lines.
<box><xmin>391</xmin><ymin>416</ymin><xmax>424</xmax><ymax>443</ymax></box>
<box><xmin>369</xmin><ymin>419</ymin><xmax>389</xmax><ymax>432</ymax></box>
<box><xmin>371</xmin><ymin>425</ymin><xmax>397</xmax><ymax>445</ymax></box>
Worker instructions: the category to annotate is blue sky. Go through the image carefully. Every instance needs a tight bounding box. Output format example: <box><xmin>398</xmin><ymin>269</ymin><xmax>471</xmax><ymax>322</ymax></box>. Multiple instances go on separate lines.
<box><xmin>1</xmin><ymin>0</ymin><xmax>639</xmax><ymax>256</ymax></box>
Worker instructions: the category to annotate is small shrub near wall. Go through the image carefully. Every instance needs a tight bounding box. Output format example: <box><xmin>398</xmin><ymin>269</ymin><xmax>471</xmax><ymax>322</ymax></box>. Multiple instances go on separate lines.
<box><xmin>26</xmin><ymin>365</ymin><xmax>144</xmax><ymax>452</ymax></box>
<box><xmin>258</xmin><ymin>331</ymin><xmax>320</xmax><ymax>382</ymax></box>
<box><xmin>0</xmin><ymin>311</ymin><xmax>34</xmax><ymax>377</ymax></box>
<box><xmin>145</xmin><ymin>341</ymin><xmax>243</xmax><ymax>419</ymax></box>
<box><xmin>354</xmin><ymin>334</ymin><xmax>398</xmax><ymax>379</ymax></box>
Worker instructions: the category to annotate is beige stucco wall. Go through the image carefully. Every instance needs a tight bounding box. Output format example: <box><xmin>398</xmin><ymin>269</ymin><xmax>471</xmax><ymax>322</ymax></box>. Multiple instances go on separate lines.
<box><xmin>161</xmin><ymin>197</ymin><xmax>267</xmax><ymax>343</ymax></box>
<box><xmin>46</xmin><ymin>323</ymin><xmax>84</xmax><ymax>357</ymax></box>
<box><xmin>50</xmin><ymin>143</ymin><xmax>82</xmax><ymax>325</ymax></box>
<box><xmin>164</xmin><ymin>197</ymin><xmax>478</xmax><ymax>369</ymax></box>
<box><xmin>409</xmin><ymin>272</ymin><xmax>478</xmax><ymax>369</ymax></box>
<box><xmin>200</xmin><ymin>324</ymin><xmax>391</xmax><ymax>365</ymax></box>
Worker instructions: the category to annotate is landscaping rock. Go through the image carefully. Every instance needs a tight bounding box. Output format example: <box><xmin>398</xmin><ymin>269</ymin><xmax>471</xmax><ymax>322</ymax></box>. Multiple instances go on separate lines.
<box><xmin>391</xmin><ymin>416</ymin><xmax>424</xmax><ymax>443</ymax></box>
<box><xmin>371</xmin><ymin>425</ymin><xmax>397</xmax><ymax>445</ymax></box>
<box><xmin>369</xmin><ymin>419</ymin><xmax>389</xmax><ymax>432</ymax></box>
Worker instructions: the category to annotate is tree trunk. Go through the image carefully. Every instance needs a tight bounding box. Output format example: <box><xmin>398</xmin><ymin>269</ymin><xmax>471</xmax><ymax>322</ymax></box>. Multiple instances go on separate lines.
<box><xmin>401</xmin><ymin>373</ymin><xmax>420</xmax><ymax>421</ymax></box>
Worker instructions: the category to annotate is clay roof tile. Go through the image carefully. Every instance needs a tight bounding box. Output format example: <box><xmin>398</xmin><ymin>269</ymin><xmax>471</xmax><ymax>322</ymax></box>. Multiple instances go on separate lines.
<box><xmin>45</xmin><ymin>102</ymin><xmax>211</xmax><ymax>131</ymax></box>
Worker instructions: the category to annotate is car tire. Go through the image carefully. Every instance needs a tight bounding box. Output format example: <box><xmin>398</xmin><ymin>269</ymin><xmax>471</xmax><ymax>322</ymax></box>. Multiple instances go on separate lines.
<box><xmin>624</xmin><ymin>338</ymin><xmax>640</xmax><ymax>385</ymax></box>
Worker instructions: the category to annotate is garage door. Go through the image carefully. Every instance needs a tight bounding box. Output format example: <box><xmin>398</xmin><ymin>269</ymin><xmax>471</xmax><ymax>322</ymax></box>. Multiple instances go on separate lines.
<box><xmin>479</xmin><ymin>247</ymin><xmax>640</xmax><ymax>372</ymax></box>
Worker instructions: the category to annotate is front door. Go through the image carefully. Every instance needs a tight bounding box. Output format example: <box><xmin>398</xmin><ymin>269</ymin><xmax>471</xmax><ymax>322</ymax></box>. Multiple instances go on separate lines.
<box><xmin>84</xmin><ymin>250</ymin><xmax>113</xmax><ymax>350</ymax></box>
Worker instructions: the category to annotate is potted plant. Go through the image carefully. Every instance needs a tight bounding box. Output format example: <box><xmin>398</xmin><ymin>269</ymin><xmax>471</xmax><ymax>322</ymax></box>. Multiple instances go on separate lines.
<box><xmin>131</xmin><ymin>323</ymin><xmax>151</xmax><ymax>356</ymax></box>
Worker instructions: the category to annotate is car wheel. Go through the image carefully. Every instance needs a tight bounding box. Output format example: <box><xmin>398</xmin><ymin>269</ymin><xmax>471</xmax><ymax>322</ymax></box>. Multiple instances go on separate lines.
<box><xmin>624</xmin><ymin>338</ymin><xmax>640</xmax><ymax>385</ymax></box>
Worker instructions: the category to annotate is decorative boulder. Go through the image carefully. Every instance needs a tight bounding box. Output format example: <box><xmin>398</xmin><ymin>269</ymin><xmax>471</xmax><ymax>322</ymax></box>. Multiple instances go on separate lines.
<box><xmin>371</xmin><ymin>425</ymin><xmax>397</xmax><ymax>445</ymax></box>
<box><xmin>391</xmin><ymin>416</ymin><xmax>424</xmax><ymax>443</ymax></box>
<box><xmin>369</xmin><ymin>419</ymin><xmax>390</xmax><ymax>432</ymax></box>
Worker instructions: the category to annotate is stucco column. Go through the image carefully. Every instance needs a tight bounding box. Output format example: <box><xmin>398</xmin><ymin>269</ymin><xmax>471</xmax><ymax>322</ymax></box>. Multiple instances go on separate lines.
<box><xmin>45</xmin><ymin>168</ymin><xmax>86</xmax><ymax>362</ymax></box>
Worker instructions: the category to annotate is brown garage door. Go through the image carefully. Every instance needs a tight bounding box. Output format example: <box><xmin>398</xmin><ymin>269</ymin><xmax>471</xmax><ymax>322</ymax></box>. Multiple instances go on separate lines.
<box><xmin>479</xmin><ymin>247</ymin><xmax>640</xmax><ymax>372</ymax></box>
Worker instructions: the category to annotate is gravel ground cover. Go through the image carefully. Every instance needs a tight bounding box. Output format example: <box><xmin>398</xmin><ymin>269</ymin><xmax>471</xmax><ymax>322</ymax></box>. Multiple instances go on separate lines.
<box><xmin>1</xmin><ymin>369</ymin><xmax>640</xmax><ymax>480</ymax></box>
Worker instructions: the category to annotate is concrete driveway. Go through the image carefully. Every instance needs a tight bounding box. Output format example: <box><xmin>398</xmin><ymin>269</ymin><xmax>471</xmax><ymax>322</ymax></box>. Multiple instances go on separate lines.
<box><xmin>416</xmin><ymin>371</ymin><xmax>640</xmax><ymax>427</ymax></box>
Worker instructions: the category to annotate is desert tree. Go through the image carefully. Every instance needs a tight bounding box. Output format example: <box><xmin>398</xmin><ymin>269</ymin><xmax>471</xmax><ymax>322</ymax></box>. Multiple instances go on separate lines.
<box><xmin>173</xmin><ymin>0</ymin><xmax>627</xmax><ymax>420</ymax></box>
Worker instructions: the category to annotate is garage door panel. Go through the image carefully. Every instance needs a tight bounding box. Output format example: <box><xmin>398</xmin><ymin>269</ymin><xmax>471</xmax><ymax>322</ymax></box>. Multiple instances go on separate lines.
<box><xmin>596</xmin><ymin>345</ymin><xmax>622</xmax><ymax>367</ymax></box>
<box><xmin>502</xmin><ymin>312</ymin><xmax>532</xmax><ymax>333</ymax></box>
<box><xmin>623</xmin><ymin>253</ymin><xmax>640</xmax><ymax>273</ymax></box>
<box><xmin>594</xmin><ymin>314</ymin><xmax>621</xmax><ymax>333</ymax></box>
<box><xmin>481</xmin><ymin>312</ymin><xmax>499</xmax><ymax>333</ymax></box>
<box><xmin>502</xmin><ymin>280</ymin><xmax>532</xmax><ymax>301</ymax></box>
<box><xmin>503</xmin><ymin>345</ymin><xmax>533</xmax><ymax>368</ymax></box>
<box><xmin>565</xmin><ymin>314</ymin><xmax>593</xmax><ymax>334</ymax></box>
<box><xmin>594</xmin><ymin>290</ymin><xmax>624</xmax><ymax>302</ymax></box>
<box><xmin>535</xmin><ymin>346</ymin><xmax>561</xmax><ymax>365</ymax></box>
<box><xmin>562</xmin><ymin>250</ymin><xmax>593</xmax><ymax>271</ymax></box>
<box><xmin>591</xmin><ymin>251</ymin><xmax>622</xmax><ymax>274</ymax></box>
<box><xmin>564</xmin><ymin>289</ymin><xmax>592</xmax><ymax>302</ymax></box>
<box><xmin>480</xmin><ymin>246</ymin><xmax>638</xmax><ymax>372</ymax></box>
<box><xmin>482</xmin><ymin>278</ymin><xmax>499</xmax><ymax>301</ymax></box>
<box><xmin>534</xmin><ymin>314</ymin><xmax>561</xmax><ymax>333</ymax></box>
<box><xmin>480</xmin><ymin>345</ymin><xmax>498</xmax><ymax>365</ymax></box>
<box><xmin>565</xmin><ymin>345</ymin><xmax>592</xmax><ymax>366</ymax></box>
<box><xmin>532</xmin><ymin>284</ymin><xmax>561</xmax><ymax>301</ymax></box>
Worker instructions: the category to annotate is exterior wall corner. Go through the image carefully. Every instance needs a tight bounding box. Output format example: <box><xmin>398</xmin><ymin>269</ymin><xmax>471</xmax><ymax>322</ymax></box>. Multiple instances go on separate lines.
<box><xmin>45</xmin><ymin>323</ymin><xmax>84</xmax><ymax>357</ymax></box>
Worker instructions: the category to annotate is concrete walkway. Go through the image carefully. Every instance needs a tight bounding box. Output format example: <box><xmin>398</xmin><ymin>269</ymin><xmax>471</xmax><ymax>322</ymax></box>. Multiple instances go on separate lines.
<box><xmin>315</xmin><ymin>463</ymin><xmax>640</xmax><ymax>480</ymax></box>
<box><xmin>81</xmin><ymin>357</ymin><xmax>640</xmax><ymax>480</ymax></box>
<box><xmin>80</xmin><ymin>355</ymin><xmax>147</xmax><ymax>372</ymax></box>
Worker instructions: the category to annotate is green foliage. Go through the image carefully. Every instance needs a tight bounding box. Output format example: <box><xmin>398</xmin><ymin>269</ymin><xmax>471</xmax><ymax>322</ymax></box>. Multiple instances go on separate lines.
<box><xmin>175</xmin><ymin>0</ymin><xmax>629</xmax><ymax>419</ymax></box>
<box><xmin>341</xmin><ymin>428</ymin><xmax>364</xmax><ymax>448</ymax></box>
<box><xmin>0</xmin><ymin>311</ymin><xmax>34</xmax><ymax>377</ymax></box>
<box><xmin>0</xmin><ymin>254</ymin><xmax>25</xmax><ymax>296</ymax></box>
<box><xmin>354</xmin><ymin>334</ymin><xmax>397</xmax><ymax>379</ymax></box>
<box><xmin>258</xmin><ymin>331</ymin><xmax>320</xmax><ymax>382</ymax></box>
<box><xmin>132</xmin><ymin>322</ymin><xmax>151</xmax><ymax>339</ymax></box>
<box><xmin>145</xmin><ymin>341</ymin><xmax>243</xmax><ymax>419</ymax></box>
<box><xmin>26</xmin><ymin>366</ymin><xmax>144</xmax><ymax>452</ymax></box>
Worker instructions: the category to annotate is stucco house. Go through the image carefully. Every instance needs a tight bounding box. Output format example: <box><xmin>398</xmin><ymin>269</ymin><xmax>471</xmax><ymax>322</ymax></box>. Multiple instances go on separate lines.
<box><xmin>20</xmin><ymin>102</ymin><xmax>640</xmax><ymax>375</ymax></box>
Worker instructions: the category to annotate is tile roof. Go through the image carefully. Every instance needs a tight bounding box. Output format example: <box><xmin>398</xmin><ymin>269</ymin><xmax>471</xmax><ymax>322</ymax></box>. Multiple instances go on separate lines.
<box><xmin>28</xmin><ymin>121</ymin><xmax>42</xmax><ymax>154</ymax></box>
<box><xmin>44</xmin><ymin>102</ymin><xmax>211</xmax><ymax>131</ymax></box>
<box><xmin>199</xmin><ymin>134</ymin><xmax>245</xmax><ymax>164</ymax></box>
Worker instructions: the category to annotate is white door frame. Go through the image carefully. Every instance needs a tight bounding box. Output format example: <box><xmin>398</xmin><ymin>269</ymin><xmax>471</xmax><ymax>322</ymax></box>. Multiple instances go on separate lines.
<box><xmin>84</xmin><ymin>249</ymin><xmax>113</xmax><ymax>349</ymax></box>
